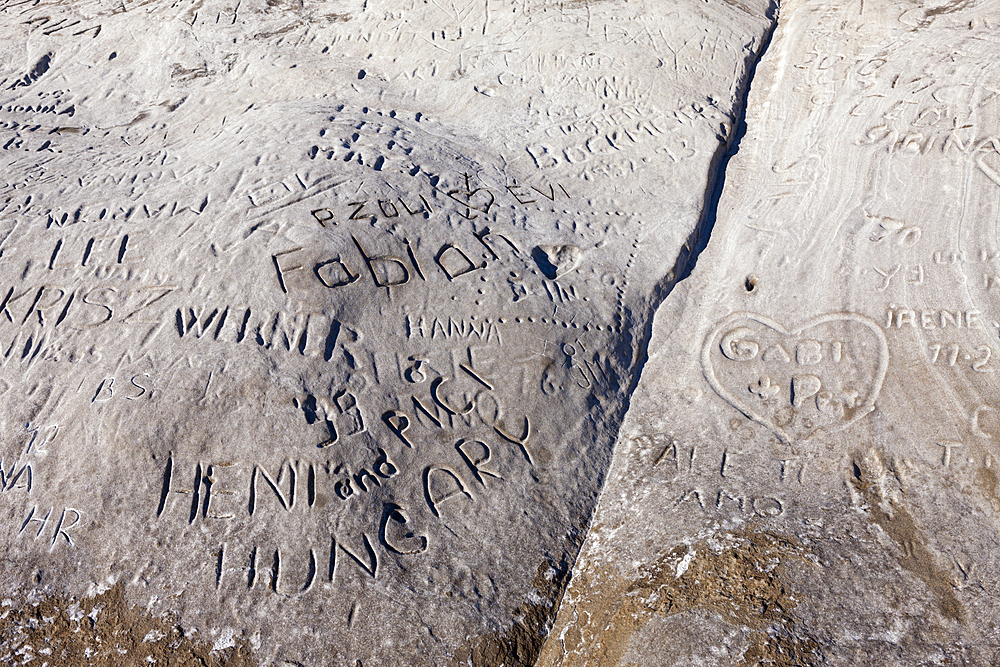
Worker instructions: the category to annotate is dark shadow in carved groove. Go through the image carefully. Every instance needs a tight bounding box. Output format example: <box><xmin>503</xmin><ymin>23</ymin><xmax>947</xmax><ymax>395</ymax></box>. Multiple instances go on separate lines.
<box><xmin>531</xmin><ymin>246</ymin><xmax>559</xmax><ymax>279</ymax></box>
<box><xmin>520</xmin><ymin>2</ymin><xmax>783</xmax><ymax>665</ymax></box>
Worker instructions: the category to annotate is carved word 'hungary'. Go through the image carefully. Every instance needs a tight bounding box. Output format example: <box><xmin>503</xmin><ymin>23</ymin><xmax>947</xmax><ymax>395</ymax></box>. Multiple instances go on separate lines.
<box><xmin>702</xmin><ymin>312</ymin><xmax>888</xmax><ymax>443</ymax></box>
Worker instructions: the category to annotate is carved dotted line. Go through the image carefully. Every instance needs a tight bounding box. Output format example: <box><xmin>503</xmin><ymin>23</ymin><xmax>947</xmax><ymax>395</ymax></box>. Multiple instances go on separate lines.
<box><xmin>610</xmin><ymin>236</ymin><xmax>639</xmax><ymax>333</ymax></box>
<box><xmin>484</xmin><ymin>315</ymin><xmax>607</xmax><ymax>332</ymax></box>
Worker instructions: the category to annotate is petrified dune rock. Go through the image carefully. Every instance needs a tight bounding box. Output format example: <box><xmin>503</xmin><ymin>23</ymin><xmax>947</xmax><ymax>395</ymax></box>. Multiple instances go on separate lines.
<box><xmin>4</xmin><ymin>0</ymin><xmax>1000</xmax><ymax>665</ymax></box>
<box><xmin>541</xmin><ymin>1</ymin><xmax>1000</xmax><ymax>665</ymax></box>
<box><xmin>0</xmin><ymin>0</ymin><xmax>774</xmax><ymax>664</ymax></box>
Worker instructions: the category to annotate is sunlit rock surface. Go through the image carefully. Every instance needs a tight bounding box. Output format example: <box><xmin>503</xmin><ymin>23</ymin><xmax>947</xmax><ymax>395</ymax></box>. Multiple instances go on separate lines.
<box><xmin>0</xmin><ymin>0</ymin><xmax>776</xmax><ymax>664</ymax></box>
<box><xmin>541</xmin><ymin>1</ymin><xmax>1000</xmax><ymax>665</ymax></box>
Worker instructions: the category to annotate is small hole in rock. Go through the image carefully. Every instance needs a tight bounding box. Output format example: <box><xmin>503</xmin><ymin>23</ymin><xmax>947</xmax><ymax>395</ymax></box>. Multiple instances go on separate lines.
<box><xmin>745</xmin><ymin>274</ymin><xmax>757</xmax><ymax>292</ymax></box>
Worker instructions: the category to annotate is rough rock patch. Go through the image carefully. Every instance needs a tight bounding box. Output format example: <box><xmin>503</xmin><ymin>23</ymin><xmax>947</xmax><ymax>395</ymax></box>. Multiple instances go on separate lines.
<box><xmin>549</xmin><ymin>529</ymin><xmax>822</xmax><ymax>666</ymax></box>
<box><xmin>0</xmin><ymin>583</ymin><xmax>256</xmax><ymax>667</ymax></box>
<box><xmin>451</xmin><ymin>558</ymin><xmax>574</xmax><ymax>667</ymax></box>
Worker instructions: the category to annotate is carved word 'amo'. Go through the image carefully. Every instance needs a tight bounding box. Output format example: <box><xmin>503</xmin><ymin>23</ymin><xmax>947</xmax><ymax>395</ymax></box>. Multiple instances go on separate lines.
<box><xmin>676</xmin><ymin>488</ymin><xmax>784</xmax><ymax>517</ymax></box>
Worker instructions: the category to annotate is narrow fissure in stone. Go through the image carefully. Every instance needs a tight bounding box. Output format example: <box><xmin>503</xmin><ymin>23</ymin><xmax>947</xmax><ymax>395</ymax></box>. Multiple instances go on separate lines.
<box><xmin>531</xmin><ymin>3</ymin><xmax>785</xmax><ymax>663</ymax></box>
<box><xmin>679</xmin><ymin>0</ymin><xmax>782</xmax><ymax>285</ymax></box>
<box><xmin>625</xmin><ymin>0</ymin><xmax>784</xmax><ymax>411</ymax></box>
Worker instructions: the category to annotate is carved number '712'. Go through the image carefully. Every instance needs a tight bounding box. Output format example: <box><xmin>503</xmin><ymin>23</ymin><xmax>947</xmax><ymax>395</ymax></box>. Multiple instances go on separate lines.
<box><xmin>927</xmin><ymin>343</ymin><xmax>994</xmax><ymax>372</ymax></box>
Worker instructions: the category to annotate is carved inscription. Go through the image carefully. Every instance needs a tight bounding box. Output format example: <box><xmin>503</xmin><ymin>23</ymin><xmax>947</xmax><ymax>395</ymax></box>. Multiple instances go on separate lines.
<box><xmin>18</xmin><ymin>506</ymin><xmax>82</xmax><ymax>551</ymax></box>
<box><xmin>306</xmin><ymin>173</ymin><xmax>570</xmax><ymax>226</ymax></box>
<box><xmin>155</xmin><ymin>370</ymin><xmax>538</xmax><ymax>594</ymax></box>
<box><xmin>272</xmin><ymin>231</ymin><xmax>520</xmax><ymax>295</ymax></box>
<box><xmin>926</xmin><ymin>343</ymin><xmax>997</xmax><ymax>373</ymax></box>
<box><xmin>703</xmin><ymin>312</ymin><xmax>889</xmax><ymax>443</ymax></box>
<box><xmin>885</xmin><ymin>306</ymin><xmax>984</xmax><ymax>329</ymax></box>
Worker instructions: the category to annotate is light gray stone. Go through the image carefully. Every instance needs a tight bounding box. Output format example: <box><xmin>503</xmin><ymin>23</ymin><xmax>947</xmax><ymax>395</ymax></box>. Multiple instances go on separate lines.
<box><xmin>0</xmin><ymin>0</ymin><xmax>774</xmax><ymax>664</ymax></box>
<box><xmin>541</xmin><ymin>1</ymin><xmax>1000</xmax><ymax>665</ymax></box>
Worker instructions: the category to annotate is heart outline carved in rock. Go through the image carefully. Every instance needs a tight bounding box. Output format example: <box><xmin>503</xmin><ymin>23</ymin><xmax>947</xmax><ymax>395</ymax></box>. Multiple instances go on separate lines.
<box><xmin>701</xmin><ymin>311</ymin><xmax>889</xmax><ymax>443</ymax></box>
<box><xmin>446</xmin><ymin>174</ymin><xmax>496</xmax><ymax>219</ymax></box>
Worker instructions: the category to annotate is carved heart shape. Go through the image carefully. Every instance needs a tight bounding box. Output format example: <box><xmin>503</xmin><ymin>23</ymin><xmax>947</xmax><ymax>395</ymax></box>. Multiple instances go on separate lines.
<box><xmin>446</xmin><ymin>187</ymin><xmax>495</xmax><ymax>218</ymax></box>
<box><xmin>702</xmin><ymin>312</ymin><xmax>888</xmax><ymax>443</ymax></box>
<box><xmin>534</xmin><ymin>244</ymin><xmax>581</xmax><ymax>279</ymax></box>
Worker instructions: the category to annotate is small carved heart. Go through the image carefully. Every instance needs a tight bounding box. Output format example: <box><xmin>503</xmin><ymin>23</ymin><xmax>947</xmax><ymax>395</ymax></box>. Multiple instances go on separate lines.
<box><xmin>446</xmin><ymin>187</ymin><xmax>495</xmax><ymax>218</ymax></box>
<box><xmin>533</xmin><ymin>244</ymin><xmax>581</xmax><ymax>279</ymax></box>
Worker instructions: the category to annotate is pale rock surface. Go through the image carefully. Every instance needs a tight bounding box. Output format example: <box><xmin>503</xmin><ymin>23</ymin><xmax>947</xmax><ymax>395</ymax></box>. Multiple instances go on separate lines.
<box><xmin>540</xmin><ymin>0</ymin><xmax>1000</xmax><ymax>665</ymax></box>
<box><xmin>0</xmin><ymin>0</ymin><xmax>775</xmax><ymax>665</ymax></box>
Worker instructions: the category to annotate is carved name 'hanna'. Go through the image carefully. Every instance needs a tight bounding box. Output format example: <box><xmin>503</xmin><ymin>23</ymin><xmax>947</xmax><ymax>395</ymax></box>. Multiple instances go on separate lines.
<box><xmin>405</xmin><ymin>315</ymin><xmax>502</xmax><ymax>344</ymax></box>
